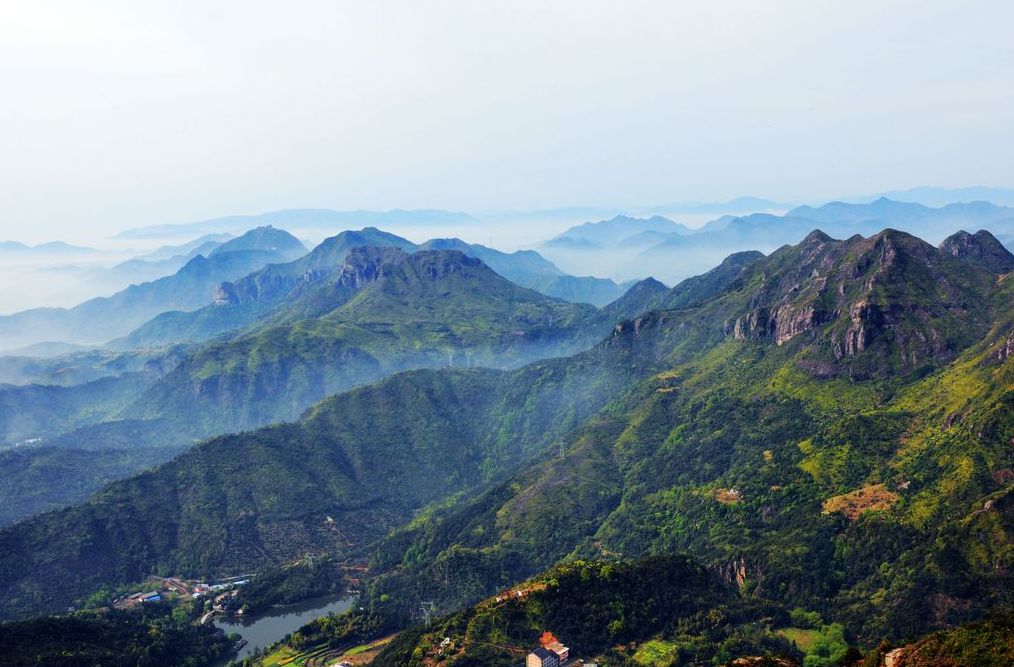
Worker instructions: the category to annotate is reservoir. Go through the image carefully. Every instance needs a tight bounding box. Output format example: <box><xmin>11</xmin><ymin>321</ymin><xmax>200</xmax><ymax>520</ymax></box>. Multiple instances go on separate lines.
<box><xmin>215</xmin><ymin>594</ymin><xmax>356</xmax><ymax>661</ymax></box>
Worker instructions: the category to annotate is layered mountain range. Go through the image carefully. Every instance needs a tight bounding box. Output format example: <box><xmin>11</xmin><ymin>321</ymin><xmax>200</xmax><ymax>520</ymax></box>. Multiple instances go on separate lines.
<box><xmin>118</xmin><ymin>228</ymin><xmax>627</xmax><ymax>350</ymax></box>
<box><xmin>542</xmin><ymin>198</ymin><xmax>1014</xmax><ymax>286</ymax></box>
<box><xmin>128</xmin><ymin>246</ymin><xmax>610</xmax><ymax>435</ymax></box>
<box><xmin>0</xmin><ymin>225</ymin><xmax>1010</xmax><ymax>667</ymax></box>
<box><xmin>0</xmin><ymin>226</ymin><xmax>307</xmax><ymax>350</ymax></box>
<box><xmin>0</xmin><ymin>236</ymin><xmax>643</xmax><ymax>528</ymax></box>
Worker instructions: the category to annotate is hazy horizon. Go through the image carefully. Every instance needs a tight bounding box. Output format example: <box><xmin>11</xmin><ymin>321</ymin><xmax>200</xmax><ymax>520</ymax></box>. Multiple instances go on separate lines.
<box><xmin>3</xmin><ymin>1</ymin><xmax>1013</xmax><ymax>242</ymax></box>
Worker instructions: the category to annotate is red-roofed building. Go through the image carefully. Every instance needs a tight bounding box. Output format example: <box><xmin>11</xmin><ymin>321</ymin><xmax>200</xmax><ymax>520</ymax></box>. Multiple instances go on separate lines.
<box><xmin>527</xmin><ymin>646</ymin><xmax>559</xmax><ymax>667</ymax></box>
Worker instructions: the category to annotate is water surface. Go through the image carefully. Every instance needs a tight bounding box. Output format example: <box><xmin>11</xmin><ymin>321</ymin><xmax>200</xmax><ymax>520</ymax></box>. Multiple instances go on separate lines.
<box><xmin>215</xmin><ymin>594</ymin><xmax>356</xmax><ymax>661</ymax></box>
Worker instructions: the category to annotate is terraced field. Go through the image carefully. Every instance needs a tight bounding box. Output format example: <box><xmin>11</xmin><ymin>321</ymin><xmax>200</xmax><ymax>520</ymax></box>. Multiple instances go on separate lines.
<box><xmin>260</xmin><ymin>635</ymin><xmax>395</xmax><ymax>667</ymax></box>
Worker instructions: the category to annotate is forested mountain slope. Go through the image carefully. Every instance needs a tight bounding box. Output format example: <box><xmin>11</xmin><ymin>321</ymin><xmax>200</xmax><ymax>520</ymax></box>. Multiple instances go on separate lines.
<box><xmin>0</xmin><ymin>319</ymin><xmax>658</xmax><ymax>620</ymax></box>
<box><xmin>116</xmin><ymin>227</ymin><xmax>417</xmax><ymax>348</ymax></box>
<box><xmin>0</xmin><ymin>240</ymin><xmax>744</xmax><ymax>528</ymax></box>
<box><xmin>0</xmin><ymin>373</ymin><xmax>153</xmax><ymax>445</ymax></box>
<box><xmin>363</xmin><ymin>557</ymin><xmax>1013</xmax><ymax>667</ymax></box>
<box><xmin>125</xmin><ymin>247</ymin><xmax>607</xmax><ymax>435</ymax></box>
<box><xmin>1</xmin><ymin>228</ymin><xmax>1011</xmax><ymax>658</ymax></box>
<box><xmin>0</xmin><ymin>345</ymin><xmax>188</xmax><ymax>387</ymax></box>
<box><xmin>351</xmin><ymin>229</ymin><xmax>1014</xmax><ymax>646</ymax></box>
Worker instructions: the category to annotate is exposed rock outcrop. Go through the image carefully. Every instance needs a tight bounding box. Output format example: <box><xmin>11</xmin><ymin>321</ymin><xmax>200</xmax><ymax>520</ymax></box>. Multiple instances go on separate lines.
<box><xmin>725</xmin><ymin>229</ymin><xmax>996</xmax><ymax>377</ymax></box>
<box><xmin>939</xmin><ymin>229</ymin><xmax>1014</xmax><ymax>274</ymax></box>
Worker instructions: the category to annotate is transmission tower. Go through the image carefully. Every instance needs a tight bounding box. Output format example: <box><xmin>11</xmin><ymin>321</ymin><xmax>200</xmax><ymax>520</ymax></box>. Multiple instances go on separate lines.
<box><xmin>420</xmin><ymin>601</ymin><xmax>437</xmax><ymax>626</ymax></box>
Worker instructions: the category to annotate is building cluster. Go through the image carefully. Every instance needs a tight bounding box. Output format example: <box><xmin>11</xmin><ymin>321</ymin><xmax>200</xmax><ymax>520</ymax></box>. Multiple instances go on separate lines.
<box><xmin>526</xmin><ymin>633</ymin><xmax>596</xmax><ymax>667</ymax></box>
<box><xmin>191</xmin><ymin>578</ymin><xmax>250</xmax><ymax>598</ymax></box>
<box><xmin>112</xmin><ymin>575</ymin><xmax>250</xmax><ymax>610</ymax></box>
<box><xmin>115</xmin><ymin>590</ymin><xmax>162</xmax><ymax>608</ymax></box>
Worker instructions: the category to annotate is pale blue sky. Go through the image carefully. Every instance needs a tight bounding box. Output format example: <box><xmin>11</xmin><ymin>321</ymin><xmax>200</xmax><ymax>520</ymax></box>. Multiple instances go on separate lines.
<box><xmin>1</xmin><ymin>0</ymin><xmax>1013</xmax><ymax>241</ymax></box>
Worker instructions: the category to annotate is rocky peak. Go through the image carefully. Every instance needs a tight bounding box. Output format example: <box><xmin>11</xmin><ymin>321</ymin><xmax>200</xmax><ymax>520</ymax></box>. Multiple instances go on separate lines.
<box><xmin>938</xmin><ymin>229</ymin><xmax>1014</xmax><ymax>274</ymax></box>
<box><xmin>213</xmin><ymin>281</ymin><xmax>239</xmax><ymax>305</ymax></box>
<box><xmin>728</xmin><ymin>228</ymin><xmax>996</xmax><ymax>377</ymax></box>
<box><xmin>603</xmin><ymin>277</ymin><xmax>669</xmax><ymax>321</ymax></box>
<box><xmin>800</xmin><ymin>229</ymin><xmax>833</xmax><ymax>246</ymax></box>
<box><xmin>403</xmin><ymin>250</ymin><xmax>484</xmax><ymax>282</ymax></box>
<box><xmin>334</xmin><ymin>246</ymin><xmax>409</xmax><ymax>289</ymax></box>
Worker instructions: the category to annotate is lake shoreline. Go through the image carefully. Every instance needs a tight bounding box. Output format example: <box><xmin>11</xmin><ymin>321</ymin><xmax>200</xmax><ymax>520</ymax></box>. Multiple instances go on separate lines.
<box><xmin>213</xmin><ymin>593</ymin><xmax>357</xmax><ymax>662</ymax></box>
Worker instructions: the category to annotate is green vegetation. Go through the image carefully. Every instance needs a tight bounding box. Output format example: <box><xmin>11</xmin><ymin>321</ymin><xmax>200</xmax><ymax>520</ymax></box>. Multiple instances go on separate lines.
<box><xmin>777</xmin><ymin>628</ymin><xmax>820</xmax><ymax>653</ymax></box>
<box><xmin>0</xmin><ymin>339</ymin><xmax>646</xmax><ymax>621</ymax></box>
<box><xmin>863</xmin><ymin>611</ymin><xmax>1014</xmax><ymax>666</ymax></box>
<box><xmin>0</xmin><ymin>440</ymin><xmax>185</xmax><ymax>526</ymax></box>
<box><xmin>3</xmin><ymin>228</ymin><xmax>1014</xmax><ymax>665</ymax></box>
<box><xmin>130</xmin><ymin>247</ymin><xmax>609</xmax><ymax>435</ymax></box>
<box><xmin>368</xmin><ymin>556</ymin><xmax>798</xmax><ymax>666</ymax></box>
<box><xmin>0</xmin><ymin>602</ymin><xmax>233</xmax><ymax>666</ymax></box>
<box><xmin>632</xmin><ymin>639</ymin><xmax>680</xmax><ymax>666</ymax></box>
<box><xmin>231</xmin><ymin>558</ymin><xmax>345</xmax><ymax>616</ymax></box>
<box><xmin>0</xmin><ymin>373</ymin><xmax>152</xmax><ymax>445</ymax></box>
<box><xmin>289</xmin><ymin>230</ymin><xmax>1014</xmax><ymax>656</ymax></box>
<box><xmin>800</xmin><ymin>624</ymin><xmax>849</xmax><ymax>667</ymax></box>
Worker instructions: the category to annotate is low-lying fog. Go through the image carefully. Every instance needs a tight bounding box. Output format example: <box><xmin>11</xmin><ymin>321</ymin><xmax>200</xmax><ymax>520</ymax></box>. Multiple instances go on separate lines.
<box><xmin>0</xmin><ymin>209</ymin><xmax>730</xmax><ymax>316</ymax></box>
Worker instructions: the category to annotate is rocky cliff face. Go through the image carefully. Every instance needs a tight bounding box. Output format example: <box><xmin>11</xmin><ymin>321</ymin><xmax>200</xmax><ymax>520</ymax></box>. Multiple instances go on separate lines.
<box><xmin>994</xmin><ymin>329</ymin><xmax>1014</xmax><ymax>364</ymax></box>
<box><xmin>727</xmin><ymin>229</ymin><xmax>997</xmax><ymax>377</ymax></box>
<box><xmin>209</xmin><ymin>228</ymin><xmax>416</xmax><ymax>308</ymax></box>
<box><xmin>332</xmin><ymin>246</ymin><xmax>407</xmax><ymax>290</ymax></box>
<box><xmin>212</xmin><ymin>281</ymin><xmax>239</xmax><ymax>305</ymax></box>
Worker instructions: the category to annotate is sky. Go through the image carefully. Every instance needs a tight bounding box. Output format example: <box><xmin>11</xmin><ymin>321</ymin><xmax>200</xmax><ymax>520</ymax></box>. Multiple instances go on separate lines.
<box><xmin>1</xmin><ymin>0</ymin><xmax>1013</xmax><ymax>242</ymax></box>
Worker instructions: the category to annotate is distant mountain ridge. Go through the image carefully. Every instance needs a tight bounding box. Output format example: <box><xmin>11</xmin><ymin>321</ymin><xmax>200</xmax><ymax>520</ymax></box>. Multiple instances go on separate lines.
<box><xmin>0</xmin><ymin>227</ymin><xmax>307</xmax><ymax>350</ymax></box>
<box><xmin>134</xmin><ymin>233</ymin><xmax>234</xmax><ymax>262</ymax></box>
<box><xmin>36</xmin><ymin>234</ymin><xmax>237</xmax><ymax>303</ymax></box>
<box><xmin>414</xmin><ymin>237</ymin><xmax>630</xmax><ymax>304</ymax></box>
<box><xmin>545</xmin><ymin>214</ymin><xmax>691</xmax><ymax>249</ymax></box>
<box><xmin>2</xmin><ymin>225</ymin><xmax>1011</xmax><ymax>631</ymax></box>
<box><xmin>0</xmin><ymin>240</ymin><xmax>95</xmax><ymax>255</ymax></box>
<box><xmin>119</xmin><ymin>228</ymin><xmax>627</xmax><ymax>349</ymax></box>
<box><xmin>543</xmin><ymin>198</ymin><xmax>1014</xmax><ymax>286</ymax></box>
<box><xmin>0</xmin><ymin>245</ymin><xmax>727</xmax><ymax>526</ymax></box>
<box><xmin>858</xmin><ymin>185</ymin><xmax>1014</xmax><ymax>207</ymax></box>
<box><xmin>788</xmin><ymin>197</ymin><xmax>1014</xmax><ymax>240</ymax></box>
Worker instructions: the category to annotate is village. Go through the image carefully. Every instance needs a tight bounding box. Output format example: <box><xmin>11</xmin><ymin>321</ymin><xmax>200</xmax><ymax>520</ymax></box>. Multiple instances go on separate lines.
<box><xmin>113</xmin><ymin>574</ymin><xmax>251</xmax><ymax>621</ymax></box>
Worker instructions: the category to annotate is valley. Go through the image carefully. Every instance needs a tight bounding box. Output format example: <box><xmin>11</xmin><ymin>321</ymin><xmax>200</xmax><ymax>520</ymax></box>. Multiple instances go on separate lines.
<box><xmin>5</xmin><ymin>6</ymin><xmax>1014</xmax><ymax>664</ymax></box>
<box><xmin>1</xmin><ymin>207</ymin><xmax>1012</xmax><ymax>667</ymax></box>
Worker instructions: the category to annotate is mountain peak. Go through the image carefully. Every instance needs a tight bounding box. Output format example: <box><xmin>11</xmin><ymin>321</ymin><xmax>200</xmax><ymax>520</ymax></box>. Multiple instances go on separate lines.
<box><xmin>209</xmin><ymin>225</ymin><xmax>306</xmax><ymax>259</ymax></box>
<box><xmin>314</xmin><ymin>227</ymin><xmax>410</xmax><ymax>253</ymax></box>
<box><xmin>331</xmin><ymin>247</ymin><xmax>490</xmax><ymax>297</ymax></box>
<box><xmin>801</xmin><ymin>229</ymin><xmax>834</xmax><ymax>245</ymax></box>
<box><xmin>938</xmin><ymin>229</ymin><xmax>1014</xmax><ymax>274</ymax></box>
<box><xmin>547</xmin><ymin>214</ymin><xmax>687</xmax><ymax>248</ymax></box>
<box><xmin>400</xmin><ymin>248</ymin><xmax>484</xmax><ymax>279</ymax></box>
<box><xmin>603</xmin><ymin>277</ymin><xmax>669</xmax><ymax>320</ymax></box>
<box><xmin>728</xmin><ymin>228</ymin><xmax>996</xmax><ymax>377</ymax></box>
<box><xmin>857</xmin><ymin>228</ymin><xmax>938</xmax><ymax>264</ymax></box>
<box><xmin>633</xmin><ymin>276</ymin><xmax>668</xmax><ymax>291</ymax></box>
<box><xmin>333</xmin><ymin>245</ymin><xmax>409</xmax><ymax>289</ymax></box>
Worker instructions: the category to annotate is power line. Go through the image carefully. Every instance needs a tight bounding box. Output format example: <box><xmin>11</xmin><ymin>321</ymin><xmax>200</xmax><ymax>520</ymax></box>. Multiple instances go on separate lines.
<box><xmin>420</xmin><ymin>601</ymin><xmax>437</xmax><ymax>626</ymax></box>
